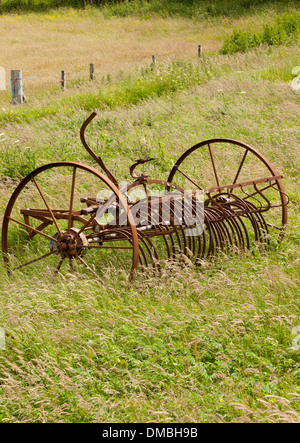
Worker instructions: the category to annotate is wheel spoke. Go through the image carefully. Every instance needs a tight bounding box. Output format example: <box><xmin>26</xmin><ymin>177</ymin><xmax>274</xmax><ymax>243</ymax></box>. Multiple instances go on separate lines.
<box><xmin>208</xmin><ymin>143</ymin><xmax>220</xmax><ymax>187</ymax></box>
<box><xmin>69</xmin><ymin>258</ymin><xmax>74</xmax><ymax>270</ymax></box>
<box><xmin>230</xmin><ymin>149</ymin><xmax>248</xmax><ymax>195</ymax></box>
<box><xmin>81</xmin><ymin>245</ymin><xmax>133</xmax><ymax>249</ymax></box>
<box><xmin>7</xmin><ymin>216</ymin><xmax>57</xmax><ymax>242</ymax></box>
<box><xmin>13</xmin><ymin>251</ymin><xmax>57</xmax><ymax>270</ymax></box>
<box><xmin>33</xmin><ymin>177</ymin><xmax>62</xmax><ymax>235</ymax></box>
<box><xmin>55</xmin><ymin>257</ymin><xmax>65</xmax><ymax>273</ymax></box>
<box><xmin>233</xmin><ymin>149</ymin><xmax>248</xmax><ymax>185</ymax></box>
<box><xmin>73</xmin><ymin>213</ymin><xmax>97</xmax><ymax>241</ymax></box>
<box><xmin>67</xmin><ymin>167</ymin><xmax>77</xmax><ymax>233</ymax></box>
<box><xmin>175</xmin><ymin>166</ymin><xmax>204</xmax><ymax>190</ymax></box>
<box><xmin>77</xmin><ymin>255</ymin><xmax>103</xmax><ymax>284</ymax></box>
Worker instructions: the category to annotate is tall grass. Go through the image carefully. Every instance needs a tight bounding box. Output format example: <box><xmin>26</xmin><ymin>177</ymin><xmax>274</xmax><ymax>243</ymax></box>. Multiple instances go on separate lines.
<box><xmin>0</xmin><ymin>60</ymin><xmax>211</xmax><ymax>125</ymax></box>
<box><xmin>69</xmin><ymin>61</ymin><xmax>209</xmax><ymax>110</ymax></box>
<box><xmin>221</xmin><ymin>11</ymin><xmax>300</xmax><ymax>54</ymax></box>
<box><xmin>0</xmin><ymin>0</ymin><xmax>299</xmax><ymax>18</ymax></box>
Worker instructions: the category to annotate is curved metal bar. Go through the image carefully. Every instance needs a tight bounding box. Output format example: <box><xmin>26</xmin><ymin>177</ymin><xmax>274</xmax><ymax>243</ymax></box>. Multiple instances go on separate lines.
<box><xmin>80</xmin><ymin>111</ymin><xmax>118</xmax><ymax>185</ymax></box>
<box><xmin>129</xmin><ymin>157</ymin><xmax>155</xmax><ymax>179</ymax></box>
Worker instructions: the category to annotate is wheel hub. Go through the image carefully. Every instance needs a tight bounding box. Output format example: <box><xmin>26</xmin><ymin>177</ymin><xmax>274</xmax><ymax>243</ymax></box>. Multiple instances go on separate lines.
<box><xmin>50</xmin><ymin>228</ymin><xmax>88</xmax><ymax>258</ymax></box>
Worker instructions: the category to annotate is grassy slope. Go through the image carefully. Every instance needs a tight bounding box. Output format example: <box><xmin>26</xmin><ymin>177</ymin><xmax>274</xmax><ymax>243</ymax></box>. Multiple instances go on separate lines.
<box><xmin>0</xmin><ymin>5</ymin><xmax>299</xmax><ymax>422</ymax></box>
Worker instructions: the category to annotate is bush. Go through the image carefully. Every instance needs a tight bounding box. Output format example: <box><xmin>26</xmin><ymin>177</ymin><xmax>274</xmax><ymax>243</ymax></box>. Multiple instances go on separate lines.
<box><xmin>220</xmin><ymin>29</ymin><xmax>262</xmax><ymax>54</ymax></box>
<box><xmin>220</xmin><ymin>11</ymin><xmax>300</xmax><ymax>54</ymax></box>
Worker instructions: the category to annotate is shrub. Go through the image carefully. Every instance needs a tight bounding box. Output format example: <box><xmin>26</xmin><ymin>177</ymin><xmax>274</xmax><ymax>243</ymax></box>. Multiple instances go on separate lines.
<box><xmin>220</xmin><ymin>29</ymin><xmax>262</xmax><ymax>54</ymax></box>
<box><xmin>220</xmin><ymin>12</ymin><xmax>300</xmax><ymax>54</ymax></box>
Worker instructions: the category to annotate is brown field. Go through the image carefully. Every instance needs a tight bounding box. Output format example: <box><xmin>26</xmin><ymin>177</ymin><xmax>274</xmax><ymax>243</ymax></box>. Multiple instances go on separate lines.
<box><xmin>0</xmin><ymin>7</ymin><xmax>280</xmax><ymax>96</ymax></box>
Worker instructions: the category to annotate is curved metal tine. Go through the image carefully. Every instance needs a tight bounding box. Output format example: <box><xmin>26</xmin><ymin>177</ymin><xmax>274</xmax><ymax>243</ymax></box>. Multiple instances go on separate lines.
<box><xmin>248</xmin><ymin>200</ymin><xmax>269</xmax><ymax>243</ymax></box>
<box><xmin>32</xmin><ymin>177</ymin><xmax>62</xmax><ymax>236</ymax></box>
<box><xmin>227</xmin><ymin>196</ymin><xmax>247</xmax><ymax>217</ymax></box>
<box><xmin>137</xmin><ymin>233</ymin><xmax>157</xmax><ymax>271</ymax></box>
<box><xmin>80</xmin><ymin>111</ymin><xmax>118</xmax><ymax>185</ymax></box>
<box><xmin>205</xmin><ymin>210</ymin><xmax>219</xmax><ymax>256</ymax></box>
<box><xmin>268</xmin><ymin>182</ymin><xmax>290</xmax><ymax>208</ymax></box>
<box><xmin>230</xmin><ymin>211</ymin><xmax>250</xmax><ymax>250</ymax></box>
<box><xmin>129</xmin><ymin>157</ymin><xmax>155</xmax><ymax>179</ymax></box>
<box><xmin>216</xmin><ymin>208</ymin><xmax>236</xmax><ymax>248</ymax></box>
<box><xmin>229</xmin><ymin>192</ymin><xmax>251</xmax><ymax>215</ymax></box>
<box><xmin>230</xmin><ymin>198</ymin><xmax>261</xmax><ymax>244</ymax></box>
<box><xmin>206</xmin><ymin>193</ymin><xmax>227</xmax><ymax>223</ymax></box>
<box><xmin>242</xmin><ymin>197</ymin><xmax>269</xmax><ymax>238</ymax></box>
<box><xmin>156</xmin><ymin>225</ymin><xmax>172</xmax><ymax>260</ymax></box>
<box><xmin>146</xmin><ymin>237</ymin><xmax>161</xmax><ymax>272</ymax></box>
<box><xmin>240</xmin><ymin>184</ymin><xmax>264</xmax><ymax>213</ymax></box>
<box><xmin>252</xmin><ymin>183</ymin><xmax>271</xmax><ymax>212</ymax></box>
<box><xmin>245</xmin><ymin>199</ymin><xmax>268</xmax><ymax>242</ymax></box>
<box><xmin>207</xmin><ymin>207</ymin><xmax>226</xmax><ymax>251</ymax></box>
<box><xmin>242</xmin><ymin>181</ymin><xmax>274</xmax><ymax>201</ymax></box>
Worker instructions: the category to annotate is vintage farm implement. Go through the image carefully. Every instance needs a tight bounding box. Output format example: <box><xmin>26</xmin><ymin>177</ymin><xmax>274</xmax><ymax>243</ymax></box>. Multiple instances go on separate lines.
<box><xmin>2</xmin><ymin>111</ymin><xmax>288</xmax><ymax>282</ymax></box>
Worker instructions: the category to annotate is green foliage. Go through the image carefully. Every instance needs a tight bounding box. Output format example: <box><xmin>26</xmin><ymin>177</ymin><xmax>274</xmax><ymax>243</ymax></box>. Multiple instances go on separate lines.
<box><xmin>0</xmin><ymin>0</ymin><xmax>299</xmax><ymax>18</ymax></box>
<box><xmin>221</xmin><ymin>12</ymin><xmax>300</xmax><ymax>54</ymax></box>
<box><xmin>221</xmin><ymin>29</ymin><xmax>262</xmax><ymax>54</ymax></box>
<box><xmin>0</xmin><ymin>145</ymin><xmax>36</xmax><ymax>178</ymax></box>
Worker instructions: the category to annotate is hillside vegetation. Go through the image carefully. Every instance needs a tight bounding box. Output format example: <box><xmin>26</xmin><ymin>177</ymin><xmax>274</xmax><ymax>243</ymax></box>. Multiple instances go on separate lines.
<box><xmin>0</xmin><ymin>1</ymin><xmax>299</xmax><ymax>422</ymax></box>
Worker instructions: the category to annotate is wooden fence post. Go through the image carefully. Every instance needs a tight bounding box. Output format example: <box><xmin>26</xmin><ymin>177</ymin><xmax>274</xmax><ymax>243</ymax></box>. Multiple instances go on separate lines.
<box><xmin>0</xmin><ymin>66</ymin><xmax>5</xmax><ymax>91</ymax></box>
<box><xmin>90</xmin><ymin>63</ymin><xmax>94</xmax><ymax>80</ymax></box>
<box><xmin>61</xmin><ymin>70</ymin><xmax>66</xmax><ymax>90</ymax></box>
<box><xmin>11</xmin><ymin>70</ymin><xmax>27</xmax><ymax>104</ymax></box>
<box><xmin>0</xmin><ymin>327</ymin><xmax>6</xmax><ymax>351</ymax></box>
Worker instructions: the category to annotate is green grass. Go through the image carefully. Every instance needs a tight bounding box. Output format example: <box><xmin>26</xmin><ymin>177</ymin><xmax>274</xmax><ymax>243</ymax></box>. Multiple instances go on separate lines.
<box><xmin>0</xmin><ymin>61</ymin><xmax>211</xmax><ymax>126</ymax></box>
<box><xmin>0</xmin><ymin>0</ymin><xmax>299</xmax><ymax>18</ymax></box>
<box><xmin>0</xmin><ymin>5</ymin><xmax>299</xmax><ymax>423</ymax></box>
<box><xmin>221</xmin><ymin>11</ymin><xmax>300</xmax><ymax>54</ymax></box>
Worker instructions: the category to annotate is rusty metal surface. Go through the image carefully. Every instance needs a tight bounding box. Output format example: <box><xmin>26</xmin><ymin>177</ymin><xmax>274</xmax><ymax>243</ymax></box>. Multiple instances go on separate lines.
<box><xmin>1</xmin><ymin>111</ymin><xmax>289</xmax><ymax>282</ymax></box>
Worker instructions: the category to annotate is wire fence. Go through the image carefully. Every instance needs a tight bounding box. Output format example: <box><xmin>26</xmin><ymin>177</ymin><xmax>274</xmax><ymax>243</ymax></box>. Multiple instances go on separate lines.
<box><xmin>0</xmin><ymin>64</ymin><xmax>112</xmax><ymax>104</ymax></box>
<box><xmin>1</xmin><ymin>45</ymin><xmax>203</xmax><ymax>105</ymax></box>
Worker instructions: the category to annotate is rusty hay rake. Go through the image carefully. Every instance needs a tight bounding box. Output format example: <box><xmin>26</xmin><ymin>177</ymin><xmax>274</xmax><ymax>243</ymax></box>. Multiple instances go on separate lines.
<box><xmin>2</xmin><ymin>111</ymin><xmax>288</xmax><ymax>282</ymax></box>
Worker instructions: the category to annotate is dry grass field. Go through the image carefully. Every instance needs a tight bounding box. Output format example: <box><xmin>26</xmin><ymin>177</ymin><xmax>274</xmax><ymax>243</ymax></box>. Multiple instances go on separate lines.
<box><xmin>0</xmin><ymin>7</ymin><xmax>284</xmax><ymax>96</ymax></box>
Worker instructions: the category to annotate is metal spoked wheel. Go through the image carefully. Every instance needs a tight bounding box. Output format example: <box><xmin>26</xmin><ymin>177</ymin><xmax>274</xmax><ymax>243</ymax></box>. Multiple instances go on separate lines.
<box><xmin>2</xmin><ymin>162</ymin><xmax>139</xmax><ymax>282</ymax></box>
<box><xmin>167</xmin><ymin>139</ymin><xmax>288</xmax><ymax>258</ymax></box>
